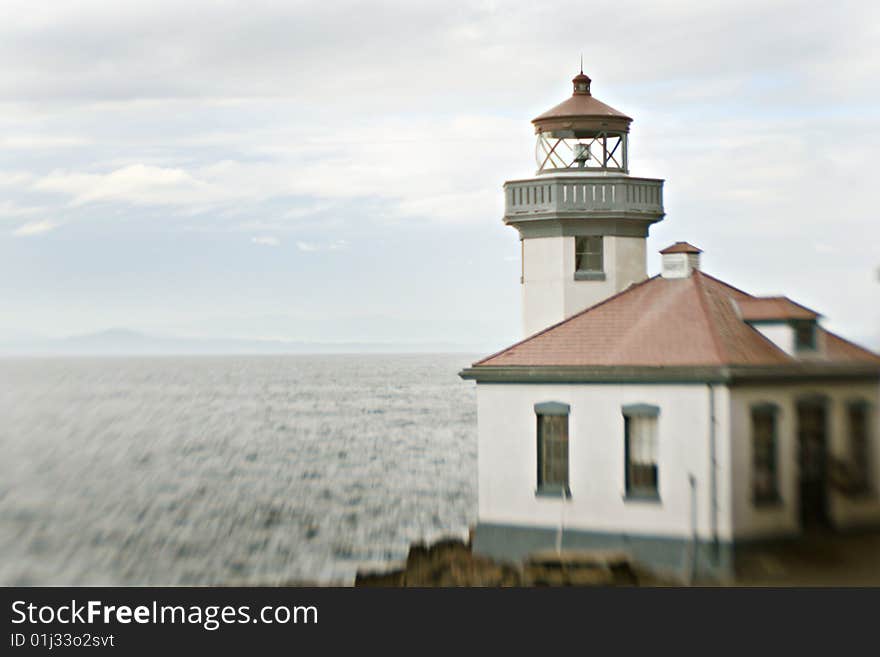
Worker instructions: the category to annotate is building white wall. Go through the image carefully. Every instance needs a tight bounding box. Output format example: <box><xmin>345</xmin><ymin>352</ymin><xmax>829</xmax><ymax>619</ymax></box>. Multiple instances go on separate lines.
<box><xmin>476</xmin><ymin>382</ymin><xmax>732</xmax><ymax>542</ymax></box>
<box><xmin>521</xmin><ymin>237</ymin><xmax>568</xmax><ymax>336</ymax></box>
<box><xmin>729</xmin><ymin>381</ymin><xmax>880</xmax><ymax>539</ymax></box>
<box><xmin>521</xmin><ymin>235</ymin><xmax>647</xmax><ymax>337</ymax></box>
<box><xmin>610</xmin><ymin>236</ymin><xmax>648</xmax><ymax>291</ymax></box>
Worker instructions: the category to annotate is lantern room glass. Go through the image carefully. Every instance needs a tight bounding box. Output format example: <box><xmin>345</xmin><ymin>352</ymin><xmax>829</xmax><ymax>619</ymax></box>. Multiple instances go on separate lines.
<box><xmin>535</xmin><ymin>131</ymin><xmax>628</xmax><ymax>174</ymax></box>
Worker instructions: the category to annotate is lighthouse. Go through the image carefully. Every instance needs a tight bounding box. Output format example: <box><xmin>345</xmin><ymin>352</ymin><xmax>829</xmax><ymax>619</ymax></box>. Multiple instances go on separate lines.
<box><xmin>461</xmin><ymin>66</ymin><xmax>880</xmax><ymax>582</ymax></box>
<box><xmin>505</xmin><ymin>69</ymin><xmax>665</xmax><ymax>336</ymax></box>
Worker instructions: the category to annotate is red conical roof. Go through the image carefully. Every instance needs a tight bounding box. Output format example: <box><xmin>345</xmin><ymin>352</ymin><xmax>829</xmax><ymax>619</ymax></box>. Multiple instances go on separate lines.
<box><xmin>532</xmin><ymin>70</ymin><xmax>632</xmax><ymax>135</ymax></box>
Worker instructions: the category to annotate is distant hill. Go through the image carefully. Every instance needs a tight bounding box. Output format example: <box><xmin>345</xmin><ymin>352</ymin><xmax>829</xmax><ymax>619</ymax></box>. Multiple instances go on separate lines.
<box><xmin>0</xmin><ymin>328</ymin><xmax>496</xmax><ymax>356</ymax></box>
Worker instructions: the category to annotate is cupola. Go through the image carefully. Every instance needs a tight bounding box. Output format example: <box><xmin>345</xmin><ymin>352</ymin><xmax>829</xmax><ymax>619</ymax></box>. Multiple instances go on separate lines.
<box><xmin>660</xmin><ymin>242</ymin><xmax>702</xmax><ymax>278</ymax></box>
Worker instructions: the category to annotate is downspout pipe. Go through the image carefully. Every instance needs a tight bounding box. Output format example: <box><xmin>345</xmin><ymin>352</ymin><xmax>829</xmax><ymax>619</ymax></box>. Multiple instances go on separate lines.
<box><xmin>708</xmin><ymin>383</ymin><xmax>719</xmax><ymax>560</ymax></box>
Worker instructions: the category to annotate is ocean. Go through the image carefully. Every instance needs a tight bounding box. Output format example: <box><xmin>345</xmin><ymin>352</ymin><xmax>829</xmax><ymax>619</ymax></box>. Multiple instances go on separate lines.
<box><xmin>0</xmin><ymin>354</ymin><xmax>478</xmax><ymax>585</ymax></box>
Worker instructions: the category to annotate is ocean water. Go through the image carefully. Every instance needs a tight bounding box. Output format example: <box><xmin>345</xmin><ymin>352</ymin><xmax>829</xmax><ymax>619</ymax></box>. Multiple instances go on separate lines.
<box><xmin>0</xmin><ymin>354</ymin><xmax>478</xmax><ymax>585</ymax></box>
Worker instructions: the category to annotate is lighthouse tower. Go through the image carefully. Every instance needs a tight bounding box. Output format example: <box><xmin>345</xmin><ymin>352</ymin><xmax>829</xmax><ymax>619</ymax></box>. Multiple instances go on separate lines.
<box><xmin>505</xmin><ymin>70</ymin><xmax>665</xmax><ymax>336</ymax></box>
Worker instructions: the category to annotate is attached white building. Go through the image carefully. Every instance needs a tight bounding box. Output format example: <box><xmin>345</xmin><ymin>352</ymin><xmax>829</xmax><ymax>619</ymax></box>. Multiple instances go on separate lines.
<box><xmin>460</xmin><ymin>71</ymin><xmax>880</xmax><ymax>579</ymax></box>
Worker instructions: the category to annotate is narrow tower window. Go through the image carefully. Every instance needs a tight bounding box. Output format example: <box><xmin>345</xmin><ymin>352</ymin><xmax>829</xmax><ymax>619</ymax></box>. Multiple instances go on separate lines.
<box><xmin>575</xmin><ymin>236</ymin><xmax>603</xmax><ymax>273</ymax></box>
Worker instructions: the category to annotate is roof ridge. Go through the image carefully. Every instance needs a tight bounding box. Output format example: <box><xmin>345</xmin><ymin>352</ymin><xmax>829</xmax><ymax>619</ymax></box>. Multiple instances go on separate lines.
<box><xmin>471</xmin><ymin>275</ymin><xmax>660</xmax><ymax>366</ymax></box>
<box><xmin>692</xmin><ymin>271</ymin><xmax>730</xmax><ymax>364</ymax></box>
<box><xmin>694</xmin><ymin>270</ymin><xmax>755</xmax><ymax>299</ymax></box>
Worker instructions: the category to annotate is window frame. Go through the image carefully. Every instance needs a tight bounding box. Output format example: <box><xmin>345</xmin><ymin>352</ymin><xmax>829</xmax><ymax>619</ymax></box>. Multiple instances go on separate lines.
<box><xmin>534</xmin><ymin>402</ymin><xmax>571</xmax><ymax>498</ymax></box>
<box><xmin>751</xmin><ymin>402</ymin><xmax>781</xmax><ymax>506</ymax></box>
<box><xmin>792</xmin><ymin>320</ymin><xmax>817</xmax><ymax>351</ymax></box>
<box><xmin>622</xmin><ymin>404</ymin><xmax>661</xmax><ymax>502</ymax></box>
<box><xmin>574</xmin><ymin>235</ymin><xmax>605</xmax><ymax>280</ymax></box>
<box><xmin>846</xmin><ymin>400</ymin><xmax>873</xmax><ymax>496</ymax></box>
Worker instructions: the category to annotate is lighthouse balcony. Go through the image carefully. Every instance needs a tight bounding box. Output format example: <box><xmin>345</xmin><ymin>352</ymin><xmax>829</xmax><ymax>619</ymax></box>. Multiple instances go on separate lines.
<box><xmin>503</xmin><ymin>176</ymin><xmax>663</xmax><ymax>222</ymax></box>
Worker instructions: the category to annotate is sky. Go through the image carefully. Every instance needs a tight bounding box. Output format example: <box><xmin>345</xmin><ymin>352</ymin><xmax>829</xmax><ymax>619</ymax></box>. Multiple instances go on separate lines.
<box><xmin>1</xmin><ymin>0</ymin><xmax>878</xmax><ymax>350</ymax></box>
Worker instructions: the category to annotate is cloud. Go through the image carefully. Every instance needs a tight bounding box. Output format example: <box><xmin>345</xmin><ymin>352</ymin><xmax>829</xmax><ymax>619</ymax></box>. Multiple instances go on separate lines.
<box><xmin>0</xmin><ymin>172</ymin><xmax>35</xmax><ymax>187</ymax></box>
<box><xmin>251</xmin><ymin>236</ymin><xmax>279</xmax><ymax>247</ymax></box>
<box><xmin>1</xmin><ymin>0</ymin><xmax>877</xmax><ymax>112</ymax></box>
<box><xmin>0</xmin><ymin>135</ymin><xmax>88</xmax><ymax>149</ymax></box>
<box><xmin>12</xmin><ymin>220</ymin><xmax>57</xmax><ymax>236</ymax></box>
<box><xmin>296</xmin><ymin>239</ymin><xmax>348</xmax><ymax>252</ymax></box>
<box><xmin>22</xmin><ymin>113</ymin><xmax>522</xmax><ymax>225</ymax></box>
<box><xmin>0</xmin><ymin>1</ymin><xmax>878</xmax><ymax>346</ymax></box>
<box><xmin>32</xmin><ymin>164</ymin><xmax>214</xmax><ymax>206</ymax></box>
<box><xmin>0</xmin><ymin>200</ymin><xmax>46</xmax><ymax>218</ymax></box>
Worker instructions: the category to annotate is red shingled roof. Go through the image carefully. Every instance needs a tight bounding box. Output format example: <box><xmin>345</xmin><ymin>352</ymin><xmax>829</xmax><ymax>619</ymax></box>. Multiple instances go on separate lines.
<box><xmin>737</xmin><ymin>296</ymin><xmax>820</xmax><ymax>321</ymax></box>
<box><xmin>474</xmin><ymin>271</ymin><xmax>880</xmax><ymax>368</ymax></box>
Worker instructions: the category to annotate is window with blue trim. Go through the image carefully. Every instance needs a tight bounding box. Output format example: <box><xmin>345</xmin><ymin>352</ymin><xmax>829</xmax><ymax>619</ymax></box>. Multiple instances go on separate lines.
<box><xmin>535</xmin><ymin>402</ymin><xmax>570</xmax><ymax>496</ymax></box>
<box><xmin>575</xmin><ymin>236</ymin><xmax>603</xmax><ymax>273</ymax></box>
<box><xmin>623</xmin><ymin>404</ymin><xmax>659</xmax><ymax>499</ymax></box>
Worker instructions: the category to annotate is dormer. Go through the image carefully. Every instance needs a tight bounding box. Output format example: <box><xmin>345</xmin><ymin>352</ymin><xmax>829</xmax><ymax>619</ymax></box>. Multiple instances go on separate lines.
<box><xmin>736</xmin><ymin>296</ymin><xmax>822</xmax><ymax>357</ymax></box>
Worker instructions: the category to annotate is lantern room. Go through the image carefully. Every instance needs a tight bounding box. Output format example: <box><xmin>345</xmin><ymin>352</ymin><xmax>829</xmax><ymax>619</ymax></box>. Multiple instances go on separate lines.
<box><xmin>532</xmin><ymin>70</ymin><xmax>632</xmax><ymax>174</ymax></box>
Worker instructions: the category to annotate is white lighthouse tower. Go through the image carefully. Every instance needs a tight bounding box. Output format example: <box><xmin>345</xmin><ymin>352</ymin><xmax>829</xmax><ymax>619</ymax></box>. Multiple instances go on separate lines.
<box><xmin>505</xmin><ymin>69</ymin><xmax>665</xmax><ymax>336</ymax></box>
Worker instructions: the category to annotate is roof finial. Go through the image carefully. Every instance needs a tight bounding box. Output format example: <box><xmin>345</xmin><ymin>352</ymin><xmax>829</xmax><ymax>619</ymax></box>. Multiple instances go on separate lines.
<box><xmin>572</xmin><ymin>63</ymin><xmax>591</xmax><ymax>96</ymax></box>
